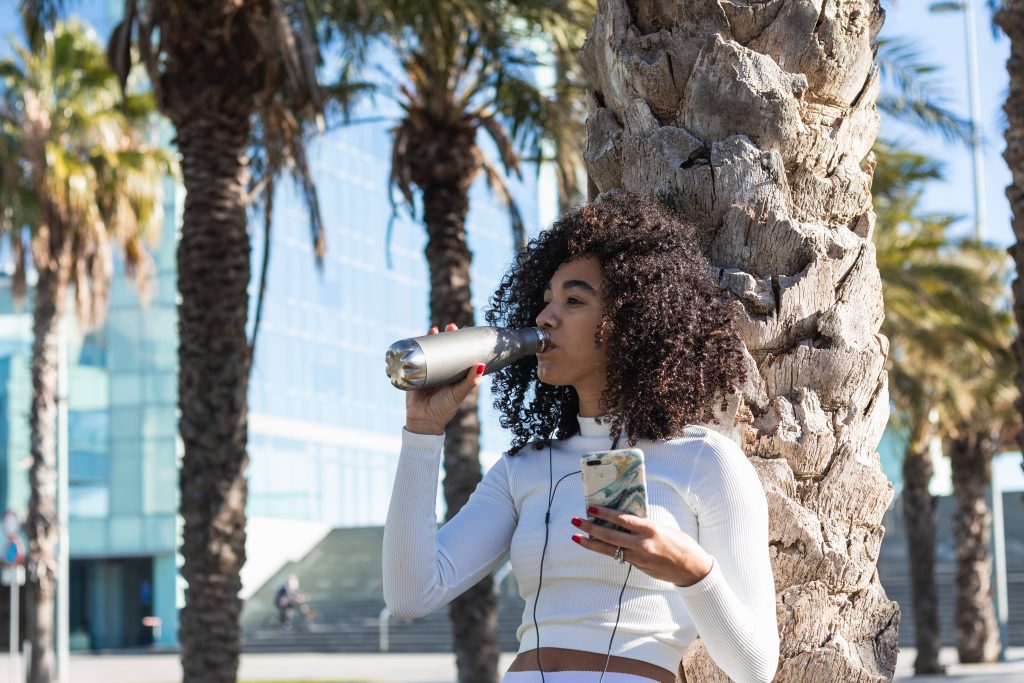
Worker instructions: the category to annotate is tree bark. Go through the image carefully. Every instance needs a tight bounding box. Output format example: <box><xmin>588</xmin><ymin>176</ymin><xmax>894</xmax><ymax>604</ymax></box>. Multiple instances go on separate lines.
<box><xmin>997</xmin><ymin>2</ymin><xmax>1024</xmax><ymax>509</ymax></box>
<box><xmin>26</xmin><ymin>233</ymin><xmax>70</xmax><ymax>683</ymax></box>
<box><xmin>580</xmin><ymin>1</ymin><xmax>898</xmax><ymax>680</ymax></box>
<box><xmin>948</xmin><ymin>431</ymin><xmax>1000</xmax><ymax>664</ymax></box>
<box><xmin>901</xmin><ymin>418</ymin><xmax>942</xmax><ymax>674</ymax></box>
<box><xmin>410</xmin><ymin>117</ymin><xmax>498</xmax><ymax>683</ymax></box>
<box><xmin>153</xmin><ymin>5</ymin><xmax>263</xmax><ymax>681</ymax></box>
<box><xmin>172</xmin><ymin>115</ymin><xmax>253</xmax><ymax>683</ymax></box>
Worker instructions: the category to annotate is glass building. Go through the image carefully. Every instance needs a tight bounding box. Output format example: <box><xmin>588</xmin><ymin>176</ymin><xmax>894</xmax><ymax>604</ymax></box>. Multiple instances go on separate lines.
<box><xmin>0</xmin><ymin>1</ymin><xmax>540</xmax><ymax>649</ymax></box>
<box><xmin>0</xmin><ymin>0</ymin><xmax>945</xmax><ymax>655</ymax></box>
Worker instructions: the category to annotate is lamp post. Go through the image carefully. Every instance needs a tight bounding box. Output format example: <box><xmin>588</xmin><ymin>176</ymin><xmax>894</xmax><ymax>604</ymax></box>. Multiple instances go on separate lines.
<box><xmin>931</xmin><ymin>0</ymin><xmax>987</xmax><ymax>241</ymax></box>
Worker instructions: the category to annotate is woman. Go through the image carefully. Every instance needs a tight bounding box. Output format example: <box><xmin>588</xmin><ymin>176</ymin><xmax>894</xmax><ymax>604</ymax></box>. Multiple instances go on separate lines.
<box><xmin>383</xmin><ymin>191</ymin><xmax>779</xmax><ymax>683</ymax></box>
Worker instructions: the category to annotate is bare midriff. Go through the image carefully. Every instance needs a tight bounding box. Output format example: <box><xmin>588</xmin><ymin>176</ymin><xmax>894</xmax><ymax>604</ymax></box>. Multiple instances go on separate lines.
<box><xmin>507</xmin><ymin>647</ymin><xmax>677</xmax><ymax>683</ymax></box>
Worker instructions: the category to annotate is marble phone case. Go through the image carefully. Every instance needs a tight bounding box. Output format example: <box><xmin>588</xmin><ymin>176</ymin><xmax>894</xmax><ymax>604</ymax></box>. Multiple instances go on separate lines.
<box><xmin>580</xmin><ymin>448</ymin><xmax>648</xmax><ymax>533</ymax></box>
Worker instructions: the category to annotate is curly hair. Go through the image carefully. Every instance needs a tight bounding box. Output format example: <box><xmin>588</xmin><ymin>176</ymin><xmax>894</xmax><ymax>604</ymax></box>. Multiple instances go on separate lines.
<box><xmin>484</xmin><ymin>190</ymin><xmax>747</xmax><ymax>455</ymax></box>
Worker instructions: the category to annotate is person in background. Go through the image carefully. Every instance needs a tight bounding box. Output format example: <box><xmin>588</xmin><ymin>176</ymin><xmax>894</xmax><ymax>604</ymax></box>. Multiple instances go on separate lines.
<box><xmin>275</xmin><ymin>574</ymin><xmax>307</xmax><ymax>631</ymax></box>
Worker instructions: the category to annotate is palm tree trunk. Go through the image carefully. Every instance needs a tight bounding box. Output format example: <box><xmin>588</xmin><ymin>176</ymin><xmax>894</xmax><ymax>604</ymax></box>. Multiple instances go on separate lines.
<box><xmin>948</xmin><ymin>431</ymin><xmax>1000</xmax><ymax>663</ymax></box>
<box><xmin>997</xmin><ymin>1</ymin><xmax>1024</xmax><ymax>505</ymax></box>
<box><xmin>417</xmin><ymin>124</ymin><xmax>498</xmax><ymax>683</ymax></box>
<box><xmin>174</xmin><ymin>115</ymin><xmax>253</xmax><ymax>683</ymax></box>
<box><xmin>580</xmin><ymin>1</ymin><xmax>898</xmax><ymax>680</ymax></box>
<box><xmin>901</xmin><ymin>417</ymin><xmax>943</xmax><ymax>674</ymax></box>
<box><xmin>26</xmin><ymin>242</ymin><xmax>70</xmax><ymax>683</ymax></box>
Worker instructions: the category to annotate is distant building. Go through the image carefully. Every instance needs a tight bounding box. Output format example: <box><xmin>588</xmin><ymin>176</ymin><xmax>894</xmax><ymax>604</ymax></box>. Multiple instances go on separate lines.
<box><xmin>0</xmin><ymin>0</ymin><xmax>539</xmax><ymax>649</ymax></box>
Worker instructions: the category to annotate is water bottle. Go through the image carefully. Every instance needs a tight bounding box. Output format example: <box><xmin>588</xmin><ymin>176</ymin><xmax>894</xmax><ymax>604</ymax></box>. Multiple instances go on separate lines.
<box><xmin>385</xmin><ymin>326</ymin><xmax>550</xmax><ymax>390</ymax></box>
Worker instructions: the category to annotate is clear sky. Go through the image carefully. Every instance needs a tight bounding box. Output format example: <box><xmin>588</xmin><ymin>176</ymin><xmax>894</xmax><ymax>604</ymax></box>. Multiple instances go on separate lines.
<box><xmin>880</xmin><ymin>1</ymin><xmax>1012</xmax><ymax>248</ymax></box>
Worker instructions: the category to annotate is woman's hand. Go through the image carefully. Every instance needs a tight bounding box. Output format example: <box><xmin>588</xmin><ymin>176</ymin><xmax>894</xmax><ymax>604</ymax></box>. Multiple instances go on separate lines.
<box><xmin>571</xmin><ymin>506</ymin><xmax>714</xmax><ymax>587</ymax></box>
<box><xmin>404</xmin><ymin>323</ymin><xmax>484</xmax><ymax>436</ymax></box>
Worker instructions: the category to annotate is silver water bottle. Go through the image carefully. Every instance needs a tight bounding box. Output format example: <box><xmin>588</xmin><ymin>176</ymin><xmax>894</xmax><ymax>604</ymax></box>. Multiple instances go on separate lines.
<box><xmin>385</xmin><ymin>326</ymin><xmax>550</xmax><ymax>390</ymax></box>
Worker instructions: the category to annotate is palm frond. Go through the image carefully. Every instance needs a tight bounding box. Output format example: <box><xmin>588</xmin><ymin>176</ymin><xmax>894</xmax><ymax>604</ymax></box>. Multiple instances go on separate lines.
<box><xmin>1</xmin><ymin>20</ymin><xmax>170</xmax><ymax>330</ymax></box>
<box><xmin>874</xmin><ymin>139</ymin><xmax>1015</xmax><ymax>430</ymax></box>
<box><xmin>480</xmin><ymin>154</ymin><xmax>526</xmax><ymax>250</ymax></box>
<box><xmin>331</xmin><ymin>0</ymin><xmax>589</xmax><ymax>232</ymax></box>
<box><xmin>876</xmin><ymin>36</ymin><xmax>973</xmax><ymax>145</ymax></box>
<box><xmin>18</xmin><ymin>0</ymin><xmax>67</xmax><ymax>48</ymax></box>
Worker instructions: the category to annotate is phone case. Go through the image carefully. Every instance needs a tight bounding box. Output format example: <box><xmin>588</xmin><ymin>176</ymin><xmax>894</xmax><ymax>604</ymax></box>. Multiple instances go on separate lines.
<box><xmin>580</xmin><ymin>448</ymin><xmax>648</xmax><ymax>533</ymax></box>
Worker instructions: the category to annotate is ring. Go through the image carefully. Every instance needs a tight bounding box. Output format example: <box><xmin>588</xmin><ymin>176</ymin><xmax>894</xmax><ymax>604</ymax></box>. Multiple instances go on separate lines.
<box><xmin>614</xmin><ymin>546</ymin><xmax>626</xmax><ymax>564</ymax></box>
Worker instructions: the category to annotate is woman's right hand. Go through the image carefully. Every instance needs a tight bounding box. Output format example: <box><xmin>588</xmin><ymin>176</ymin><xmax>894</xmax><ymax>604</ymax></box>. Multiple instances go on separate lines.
<box><xmin>404</xmin><ymin>322</ymin><xmax>484</xmax><ymax>435</ymax></box>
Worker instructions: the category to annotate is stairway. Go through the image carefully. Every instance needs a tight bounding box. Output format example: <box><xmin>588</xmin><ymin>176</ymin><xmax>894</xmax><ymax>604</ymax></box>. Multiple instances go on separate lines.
<box><xmin>241</xmin><ymin>526</ymin><xmax>526</xmax><ymax>653</ymax></box>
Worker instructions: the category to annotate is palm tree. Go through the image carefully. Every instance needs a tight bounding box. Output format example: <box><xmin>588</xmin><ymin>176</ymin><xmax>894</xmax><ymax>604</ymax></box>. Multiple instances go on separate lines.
<box><xmin>102</xmin><ymin>2</ymin><xmax>359</xmax><ymax>680</ymax></box>
<box><xmin>580</xmin><ymin>1</ymin><xmax>898</xmax><ymax>679</ymax></box>
<box><xmin>0</xmin><ymin>20</ymin><xmax>171</xmax><ymax>682</ymax></box>
<box><xmin>874</xmin><ymin>142</ymin><xmax>1013</xmax><ymax>672</ymax></box>
<box><xmin>324</xmin><ymin>3</ymin><xmax>586</xmax><ymax>680</ymax></box>
<box><xmin>945</xmin><ymin>299</ymin><xmax>1016</xmax><ymax>664</ymax></box>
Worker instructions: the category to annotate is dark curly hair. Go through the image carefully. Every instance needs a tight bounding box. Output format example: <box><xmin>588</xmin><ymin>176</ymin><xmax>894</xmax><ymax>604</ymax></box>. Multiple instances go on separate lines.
<box><xmin>484</xmin><ymin>190</ymin><xmax>747</xmax><ymax>455</ymax></box>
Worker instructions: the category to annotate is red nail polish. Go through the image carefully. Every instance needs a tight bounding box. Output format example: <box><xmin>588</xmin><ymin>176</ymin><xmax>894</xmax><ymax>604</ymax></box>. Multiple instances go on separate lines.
<box><xmin>587</xmin><ymin>506</ymin><xmax>598</xmax><ymax>515</ymax></box>
<box><xmin>476</xmin><ymin>364</ymin><xmax>485</xmax><ymax>376</ymax></box>
<box><xmin>571</xmin><ymin>517</ymin><xmax>582</xmax><ymax>527</ymax></box>
<box><xmin>571</xmin><ymin>535</ymin><xmax>582</xmax><ymax>544</ymax></box>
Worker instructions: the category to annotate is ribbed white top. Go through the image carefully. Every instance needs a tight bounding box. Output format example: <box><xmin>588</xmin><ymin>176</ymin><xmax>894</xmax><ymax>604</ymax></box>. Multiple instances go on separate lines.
<box><xmin>382</xmin><ymin>416</ymin><xmax>779</xmax><ymax>682</ymax></box>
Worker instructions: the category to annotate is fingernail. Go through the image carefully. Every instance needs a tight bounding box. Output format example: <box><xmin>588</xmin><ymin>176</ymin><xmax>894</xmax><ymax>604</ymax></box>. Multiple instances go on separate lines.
<box><xmin>587</xmin><ymin>506</ymin><xmax>598</xmax><ymax>515</ymax></box>
<box><xmin>571</xmin><ymin>517</ymin><xmax>582</xmax><ymax>527</ymax></box>
<box><xmin>476</xmin><ymin>364</ymin><xmax>485</xmax><ymax>376</ymax></box>
<box><xmin>571</xmin><ymin>535</ymin><xmax>582</xmax><ymax>544</ymax></box>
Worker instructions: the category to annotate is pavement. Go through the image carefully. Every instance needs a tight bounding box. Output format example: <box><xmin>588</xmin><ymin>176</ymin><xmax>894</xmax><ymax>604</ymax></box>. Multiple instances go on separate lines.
<box><xmin>0</xmin><ymin>647</ymin><xmax>1020</xmax><ymax>682</ymax></box>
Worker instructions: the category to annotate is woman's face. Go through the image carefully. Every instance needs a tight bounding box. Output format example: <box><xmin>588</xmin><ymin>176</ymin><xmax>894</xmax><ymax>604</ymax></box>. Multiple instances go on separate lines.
<box><xmin>534</xmin><ymin>256</ymin><xmax>609</xmax><ymax>394</ymax></box>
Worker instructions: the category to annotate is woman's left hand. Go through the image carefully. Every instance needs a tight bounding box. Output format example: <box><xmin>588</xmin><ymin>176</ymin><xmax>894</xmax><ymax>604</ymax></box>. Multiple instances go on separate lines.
<box><xmin>572</xmin><ymin>506</ymin><xmax>714</xmax><ymax>587</ymax></box>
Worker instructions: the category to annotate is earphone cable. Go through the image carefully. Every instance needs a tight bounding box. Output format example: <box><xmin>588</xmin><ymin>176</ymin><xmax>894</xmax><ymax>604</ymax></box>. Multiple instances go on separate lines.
<box><xmin>597</xmin><ymin>564</ymin><xmax>633</xmax><ymax>683</ymax></box>
<box><xmin>535</xmin><ymin>431</ymin><xmax>626</xmax><ymax>682</ymax></box>
<box><xmin>534</xmin><ymin>441</ymin><xmax>579</xmax><ymax>683</ymax></box>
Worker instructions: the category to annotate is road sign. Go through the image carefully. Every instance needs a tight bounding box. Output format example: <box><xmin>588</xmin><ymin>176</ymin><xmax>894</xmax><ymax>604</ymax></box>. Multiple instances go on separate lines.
<box><xmin>2</xmin><ymin>537</ymin><xmax>23</xmax><ymax>567</ymax></box>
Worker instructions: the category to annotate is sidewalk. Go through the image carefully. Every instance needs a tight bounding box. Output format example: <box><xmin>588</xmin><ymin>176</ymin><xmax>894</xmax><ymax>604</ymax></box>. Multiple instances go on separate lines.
<box><xmin>0</xmin><ymin>652</ymin><xmax>522</xmax><ymax>683</ymax></box>
<box><xmin>894</xmin><ymin>647</ymin><xmax>1024</xmax><ymax>681</ymax></box>
<box><xmin>0</xmin><ymin>648</ymin><xmax>1020</xmax><ymax>682</ymax></box>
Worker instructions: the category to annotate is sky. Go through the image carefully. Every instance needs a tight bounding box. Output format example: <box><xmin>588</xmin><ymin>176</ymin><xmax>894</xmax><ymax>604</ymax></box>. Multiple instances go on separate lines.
<box><xmin>880</xmin><ymin>1</ymin><xmax>1011</xmax><ymax>248</ymax></box>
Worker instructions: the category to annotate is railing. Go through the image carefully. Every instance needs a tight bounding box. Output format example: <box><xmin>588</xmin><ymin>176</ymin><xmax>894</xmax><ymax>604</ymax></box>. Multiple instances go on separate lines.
<box><xmin>493</xmin><ymin>561</ymin><xmax>513</xmax><ymax>595</ymax></box>
<box><xmin>378</xmin><ymin>606</ymin><xmax>390</xmax><ymax>652</ymax></box>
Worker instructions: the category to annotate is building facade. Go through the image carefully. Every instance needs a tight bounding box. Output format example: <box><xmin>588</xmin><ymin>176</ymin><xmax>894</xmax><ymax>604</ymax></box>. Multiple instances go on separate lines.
<box><xmin>0</xmin><ymin>0</ymin><xmax>540</xmax><ymax>649</ymax></box>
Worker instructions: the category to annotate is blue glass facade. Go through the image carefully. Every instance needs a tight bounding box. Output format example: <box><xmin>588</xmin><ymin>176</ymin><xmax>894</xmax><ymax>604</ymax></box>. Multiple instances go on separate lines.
<box><xmin>0</xmin><ymin>0</ymin><xmax>540</xmax><ymax>649</ymax></box>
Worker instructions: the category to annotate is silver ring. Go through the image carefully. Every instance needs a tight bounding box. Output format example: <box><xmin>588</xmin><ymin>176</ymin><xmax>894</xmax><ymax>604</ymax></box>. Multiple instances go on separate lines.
<box><xmin>614</xmin><ymin>546</ymin><xmax>625</xmax><ymax>564</ymax></box>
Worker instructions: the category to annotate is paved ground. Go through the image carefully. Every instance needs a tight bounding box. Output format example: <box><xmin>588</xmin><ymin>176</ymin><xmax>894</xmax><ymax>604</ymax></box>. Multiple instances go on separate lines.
<box><xmin>0</xmin><ymin>652</ymin><xmax>522</xmax><ymax>683</ymax></box>
<box><xmin>893</xmin><ymin>647</ymin><xmax>1024</xmax><ymax>682</ymax></box>
<box><xmin>0</xmin><ymin>647</ymin><xmax>1021</xmax><ymax>682</ymax></box>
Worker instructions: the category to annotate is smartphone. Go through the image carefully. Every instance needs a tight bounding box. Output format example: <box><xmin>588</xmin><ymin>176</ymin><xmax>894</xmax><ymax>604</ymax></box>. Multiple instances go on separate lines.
<box><xmin>580</xmin><ymin>448</ymin><xmax>648</xmax><ymax>533</ymax></box>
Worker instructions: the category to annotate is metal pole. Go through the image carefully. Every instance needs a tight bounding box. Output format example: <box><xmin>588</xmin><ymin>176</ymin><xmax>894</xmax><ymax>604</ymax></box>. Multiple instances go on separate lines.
<box><xmin>991</xmin><ymin>455</ymin><xmax>1009</xmax><ymax>662</ymax></box>
<box><xmin>55</xmin><ymin>320</ymin><xmax>69</xmax><ymax>682</ymax></box>
<box><xmin>963</xmin><ymin>0</ymin><xmax>987</xmax><ymax>241</ymax></box>
<box><xmin>10</xmin><ymin>569</ymin><xmax>19</xmax><ymax>683</ymax></box>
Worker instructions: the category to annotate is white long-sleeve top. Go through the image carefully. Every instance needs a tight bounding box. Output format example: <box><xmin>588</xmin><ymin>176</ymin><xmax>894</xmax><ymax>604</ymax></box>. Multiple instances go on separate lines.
<box><xmin>383</xmin><ymin>415</ymin><xmax>779</xmax><ymax>682</ymax></box>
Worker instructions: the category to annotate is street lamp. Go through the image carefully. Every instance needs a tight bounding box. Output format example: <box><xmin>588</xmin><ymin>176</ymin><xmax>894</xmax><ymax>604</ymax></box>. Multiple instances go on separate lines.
<box><xmin>930</xmin><ymin>0</ymin><xmax>987</xmax><ymax>242</ymax></box>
